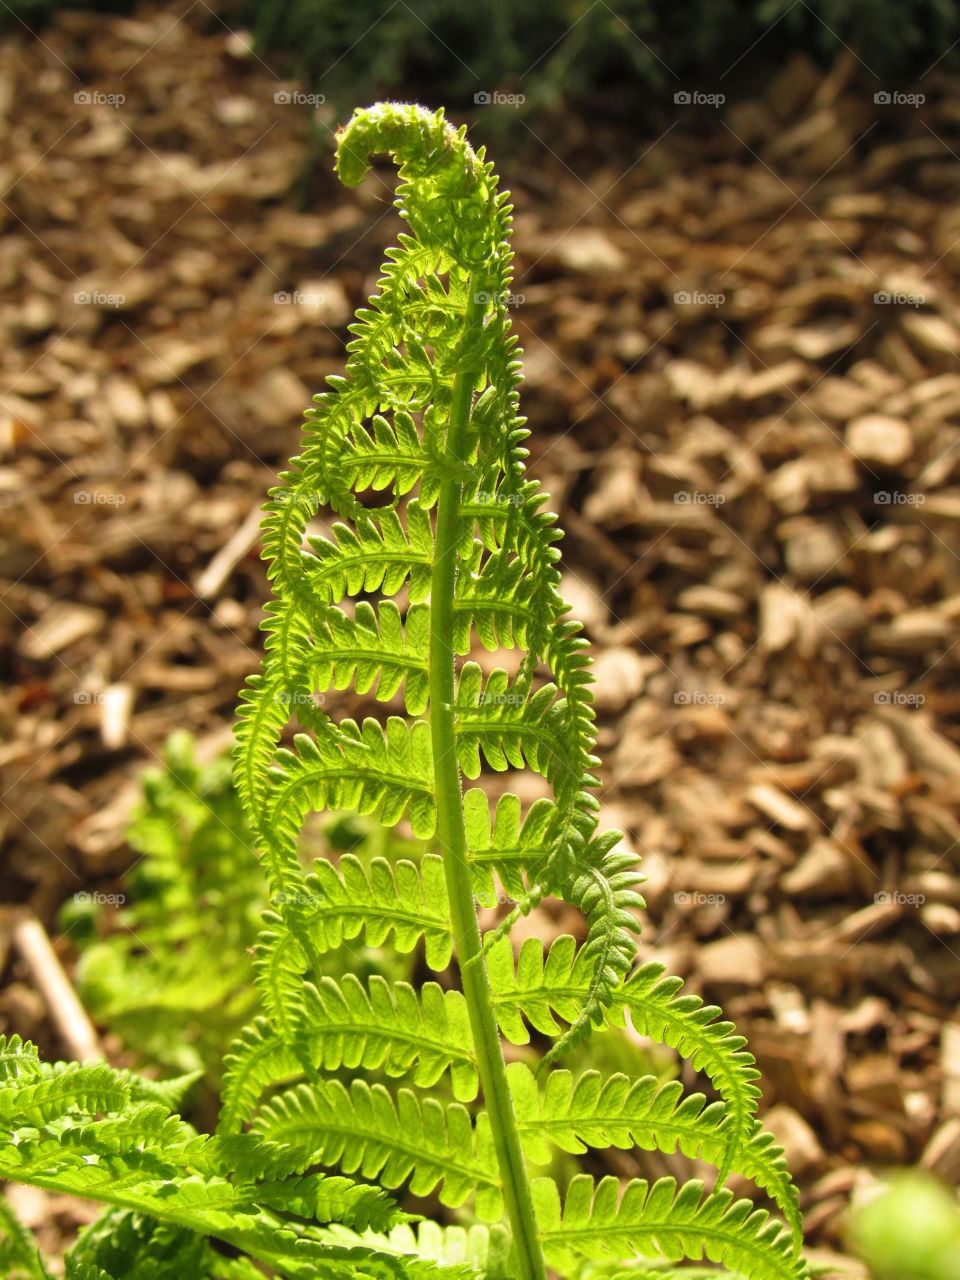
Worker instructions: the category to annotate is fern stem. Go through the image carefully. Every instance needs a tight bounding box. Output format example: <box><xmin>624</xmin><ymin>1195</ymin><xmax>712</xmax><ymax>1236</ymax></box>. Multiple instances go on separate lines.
<box><xmin>429</xmin><ymin>284</ymin><xmax>548</xmax><ymax>1280</ymax></box>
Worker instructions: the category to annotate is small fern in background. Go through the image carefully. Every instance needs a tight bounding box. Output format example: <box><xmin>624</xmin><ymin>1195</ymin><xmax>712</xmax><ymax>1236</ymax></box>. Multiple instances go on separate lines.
<box><xmin>0</xmin><ymin>103</ymin><xmax>807</xmax><ymax>1279</ymax></box>
<box><xmin>69</xmin><ymin>733</ymin><xmax>420</xmax><ymax>1088</ymax></box>
<box><xmin>0</xmin><ymin>1192</ymin><xmax>51</xmax><ymax>1280</ymax></box>
<box><xmin>70</xmin><ymin>732</ymin><xmax>262</xmax><ymax>1080</ymax></box>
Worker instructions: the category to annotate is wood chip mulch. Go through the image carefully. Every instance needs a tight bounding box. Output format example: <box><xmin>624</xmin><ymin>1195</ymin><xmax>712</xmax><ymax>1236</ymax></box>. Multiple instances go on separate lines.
<box><xmin>1</xmin><ymin>4</ymin><xmax>960</xmax><ymax>1267</ymax></box>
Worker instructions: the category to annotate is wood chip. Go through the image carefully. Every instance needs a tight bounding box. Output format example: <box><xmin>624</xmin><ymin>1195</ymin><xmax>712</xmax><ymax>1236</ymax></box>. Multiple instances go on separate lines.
<box><xmin>846</xmin><ymin>414</ymin><xmax>914</xmax><ymax>468</ymax></box>
<box><xmin>747</xmin><ymin>783</ymin><xmax>816</xmax><ymax>832</ymax></box>
<box><xmin>19</xmin><ymin>602</ymin><xmax>105</xmax><ymax>660</ymax></box>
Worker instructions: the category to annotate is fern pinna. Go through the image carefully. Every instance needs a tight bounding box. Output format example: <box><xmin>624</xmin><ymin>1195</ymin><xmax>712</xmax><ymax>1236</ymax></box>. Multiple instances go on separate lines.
<box><xmin>228</xmin><ymin>102</ymin><xmax>808</xmax><ymax>1280</ymax></box>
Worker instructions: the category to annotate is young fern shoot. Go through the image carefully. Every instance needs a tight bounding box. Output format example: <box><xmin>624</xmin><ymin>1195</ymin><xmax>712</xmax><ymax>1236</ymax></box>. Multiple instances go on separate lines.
<box><xmin>0</xmin><ymin>102</ymin><xmax>809</xmax><ymax>1280</ymax></box>
<box><xmin>229</xmin><ymin>102</ymin><xmax>809</xmax><ymax>1280</ymax></box>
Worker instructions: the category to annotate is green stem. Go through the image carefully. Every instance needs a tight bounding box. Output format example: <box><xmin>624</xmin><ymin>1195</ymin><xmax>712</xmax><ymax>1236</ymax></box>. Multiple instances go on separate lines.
<box><xmin>429</xmin><ymin>284</ymin><xmax>548</xmax><ymax>1280</ymax></box>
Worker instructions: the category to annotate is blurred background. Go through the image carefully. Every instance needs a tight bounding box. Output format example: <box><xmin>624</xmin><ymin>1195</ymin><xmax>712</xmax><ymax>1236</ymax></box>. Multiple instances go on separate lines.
<box><xmin>1</xmin><ymin>1</ymin><xmax>960</xmax><ymax>1274</ymax></box>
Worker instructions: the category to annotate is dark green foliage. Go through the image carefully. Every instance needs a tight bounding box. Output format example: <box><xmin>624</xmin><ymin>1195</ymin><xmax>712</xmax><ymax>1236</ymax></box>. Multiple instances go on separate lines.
<box><xmin>5</xmin><ymin>2</ymin><xmax>955</xmax><ymax>107</ymax></box>
<box><xmin>222</xmin><ymin>0</ymin><xmax>960</xmax><ymax>114</ymax></box>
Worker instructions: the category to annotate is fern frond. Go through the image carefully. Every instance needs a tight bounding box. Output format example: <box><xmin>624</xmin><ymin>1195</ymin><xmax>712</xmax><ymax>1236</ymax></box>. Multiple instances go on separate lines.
<box><xmin>302</xmin><ymin>852</ymin><xmax>452</xmax><ymax>969</ymax></box>
<box><xmin>302</xmin><ymin>974</ymin><xmax>478</xmax><ymax>1100</ymax></box>
<box><xmin>539</xmin><ymin>836</ymin><xmax>645</xmax><ymax>1068</ymax></box>
<box><xmin>0</xmin><ymin>1040</ymin><xmax>415</xmax><ymax>1279</ymax></box>
<box><xmin>488</xmin><ymin>937</ymin><xmax>761</xmax><ymax>1177</ymax></box>
<box><xmin>66</xmin><ymin>1209</ymin><xmax>208</xmax><ymax>1280</ymax></box>
<box><xmin>252</xmin><ymin>1078</ymin><xmax>502</xmax><ymax>1220</ymax></box>
<box><xmin>221</xmin><ymin>969</ymin><xmax>476</xmax><ymax>1134</ymax></box>
<box><xmin>0</xmin><ymin>1194</ymin><xmax>50</xmax><ymax>1280</ymax></box>
<box><xmin>453</xmin><ymin>666</ymin><xmax>568</xmax><ymax>780</ymax></box>
<box><xmin>451</xmin><ymin>548</ymin><xmax>539</xmax><ymax>653</ymax></box>
<box><xmin>320</xmin><ymin>1220</ymin><xmax>512</xmax><ymax>1279</ymax></box>
<box><xmin>252</xmin><ymin>922</ymin><xmax>309</xmax><ymax>1040</ymax></box>
<box><xmin>0</xmin><ymin>1062</ymin><xmax>128</xmax><ymax>1125</ymax></box>
<box><xmin>219</xmin><ymin>99</ymin><xmax>806</xmax><ymax>1278</ymax></box>
<box><xmin>463</xmin><ymin>788</ymin><xmax>551</xmax><ymax>906</ymax></box>
<box><xmin>307</xmin><ymin>600</ymin><xmax>430</xmax><ymax>715</ymax></box>
<box><xmin>0</xmin><ymin>1036</ymin><xmax>44</xmax><ymax>1084</ymax></box>
<box><xmin>533</xmin><ymin>1176</ymin><xmax>809</xmax><ymax>1280</ymax></box>
<box><xmin>508</xmin><ymin>1064</ymin><xmax>802</xmax><ymax>1246</ymax></box>
<box><xmin>234</xmin><ymin>99</ymin><xmax>638</xmax><ymax>1060</ymax></box>
<box><xmin>248</xmin><ymin>851</ymin><xmax>456</xmax><ymax>1073</ymax></box>
<box><xmin>304</xmin><ymin>505</ymin><xmax>434</xmax><ymax>605</ymax></box>
<box><xmin>219</xmin><ymin>1016</ymin><xmax>301</xmax><ymax>1136</ymax></box>
<box><xmin>66</xmin><ymin>1262</ymin><xmax>114</xmax><ymax>1280</ymax></box>
<box><xmin>614</xmin><ymin>964</ymin><xmax>762</xmax><ymax>1183</ymax></box>
<box><xmin>255</xmin><ymin>1172</ymin><xmax>404</xmax><ymax>1233</ymax></box>
<box><xmin>269</xmin><ymin>722</ymin><xmax>436</xmax><ymax>848</ymax></box>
